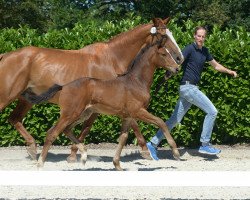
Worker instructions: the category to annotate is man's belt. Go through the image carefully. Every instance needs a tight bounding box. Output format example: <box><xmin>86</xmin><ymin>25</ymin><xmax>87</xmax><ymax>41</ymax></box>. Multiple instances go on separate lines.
<box><xmin>180</xmin><ymin>81</ymin><xmax>198</xmax><ymax>86</ymax></box>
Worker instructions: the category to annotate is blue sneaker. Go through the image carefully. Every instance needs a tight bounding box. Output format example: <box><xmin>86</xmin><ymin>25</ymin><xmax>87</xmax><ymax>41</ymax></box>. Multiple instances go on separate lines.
<box><xmin>146</xmin><ymin>142</ymin><xmax>159</xmax><ymax>160</ymax></box>
<box><xmin>198</xmin><ymin>145</ymin><xmax>221</xmax><ymax>155</ymax></box>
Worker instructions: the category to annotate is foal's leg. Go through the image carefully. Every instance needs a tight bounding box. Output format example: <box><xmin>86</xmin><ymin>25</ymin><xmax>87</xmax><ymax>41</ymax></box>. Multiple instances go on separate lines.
<box><xmin>67</xmin><ymin>114</ymin><xmax>149</xmax><ymax>162</ymax></box>
<box><xmin>135</xmin><ymin>108</ymin><xmax>180</xmax><ymax>159</ymax></box>
<box><xmin>130</xmin><ymin>119</ymin><xmax>151</xmax><ymax>160</ymax></box>
<box><xmin>8</xmin><ymin>97</ymin><xmax>37</xmax><ymax>160</ymax></box>
<box><xmin>63</xmin><ymin>127</ymin><xmax>87</xmax><ymax>164</ymax></box>
<box><xmin>113</xmin><ymin>119</ymin><xmax>132</xmax><ymax>171</ymax></box>
<box><xmin>37</xmin><ymin>114</ymin><xmax>82</xmax><ymax>168</ymax></box>
<box><xmin>66</xmin><ymin>113</ymin><xmax>99</xmax><ymax>163</ymax></box>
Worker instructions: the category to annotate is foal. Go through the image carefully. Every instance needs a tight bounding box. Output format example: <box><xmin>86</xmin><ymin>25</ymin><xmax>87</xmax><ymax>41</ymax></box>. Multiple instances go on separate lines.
<box><xmin>33</xmin><ymin>36</ymin><xmax>181</xmax><ymax>170</ymax></box>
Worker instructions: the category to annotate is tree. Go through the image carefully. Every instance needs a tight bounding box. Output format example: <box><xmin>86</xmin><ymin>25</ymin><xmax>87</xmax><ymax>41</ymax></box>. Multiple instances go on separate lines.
<box><xmin>1</xmin><ymin>0</ymin><xmax>249</xmax><ymax>32</ymax></box>
<box><xmin>222</xmin><ymin>0</ymin><xmax>250</xmax><ymax>30</ymax></box>
<box><xmin>72</xmin><ymin>0</ymin><xmax>250</xmax><ymax>31</ymax></box>
<box><xmin>46</xmin><ymin>0</ymin><xmax>87</xmax><ymax>30</ymax></box>
<box><xmin>175</xmin><ymin>0</ymin><xmax>250</xmax><ymax>31</ymax></box>
<box><xmin>0</xmin><ymin>0</ymin><xmax>48</xmax><ymax>32</ymax></box>
<box><xmin>77</xmin><ymin>0</ymin><xmax>178</xmax><ymax>21</ymax></box>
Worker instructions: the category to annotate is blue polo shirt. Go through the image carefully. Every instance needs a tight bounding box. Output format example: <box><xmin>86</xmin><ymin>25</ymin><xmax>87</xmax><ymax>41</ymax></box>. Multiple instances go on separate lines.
<box><xmin>181</xmin><ymin>42</ymin><xmax>213</xmax><ymax>85</ymax></box>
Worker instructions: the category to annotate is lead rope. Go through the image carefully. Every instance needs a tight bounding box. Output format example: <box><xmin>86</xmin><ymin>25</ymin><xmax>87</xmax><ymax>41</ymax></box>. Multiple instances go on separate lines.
<box><xmin>155</xmin><ymin>70</ymin><xmax>172</xmax><ymax>93</ymax></box>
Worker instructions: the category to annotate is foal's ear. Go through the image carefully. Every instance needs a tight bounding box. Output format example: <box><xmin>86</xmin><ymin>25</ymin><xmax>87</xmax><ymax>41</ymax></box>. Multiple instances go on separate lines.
<box><xmin>158</xmin><ymin>37</ymin><xmax>168</xmax><ymax>48</ymax></box>
<box><xmin>157</xmin><ymin>47</ymin><xmax>167</xmax><ymax>55</ymax></box>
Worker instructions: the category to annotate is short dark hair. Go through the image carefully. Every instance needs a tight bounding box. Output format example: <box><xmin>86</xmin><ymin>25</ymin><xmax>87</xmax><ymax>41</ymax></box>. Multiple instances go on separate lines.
<box><xmin>194</xmin><ymin>26</ymin><xmax>207</xmax><ymax>35</ymax></box>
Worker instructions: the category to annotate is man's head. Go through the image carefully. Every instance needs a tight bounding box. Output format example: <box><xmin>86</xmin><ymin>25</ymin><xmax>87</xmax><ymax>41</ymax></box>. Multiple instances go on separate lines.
<box><xmin>194</xmin><ymin>26</ymin><xmax>207</xmax><ymax>49</ymax></box>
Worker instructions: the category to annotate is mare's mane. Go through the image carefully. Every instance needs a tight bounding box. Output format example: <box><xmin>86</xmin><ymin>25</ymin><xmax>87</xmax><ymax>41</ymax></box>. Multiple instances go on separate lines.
<box><xmin>107</xmin><ymin>23</ymin><xmax>151</xmax><ymax>44</ymax></box>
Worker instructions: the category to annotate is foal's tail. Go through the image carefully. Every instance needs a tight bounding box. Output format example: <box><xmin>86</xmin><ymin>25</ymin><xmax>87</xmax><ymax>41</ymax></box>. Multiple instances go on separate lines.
<box><xmin>23</xmin><ymin>84</ymin><xmax>63</xmax><ymax>104</ymax></box>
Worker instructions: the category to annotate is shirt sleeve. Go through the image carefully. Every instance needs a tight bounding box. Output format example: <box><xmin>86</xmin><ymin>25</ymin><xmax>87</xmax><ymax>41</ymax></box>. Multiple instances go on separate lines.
<box><xmin>205</xmin><ymin>48</ymin><xmax>213</xmax><ymax>61</ymax></box>
<box><xmin>181</xmin><ymin>45</ymin><xmax>191</xmax><ymax>60</ymax></box>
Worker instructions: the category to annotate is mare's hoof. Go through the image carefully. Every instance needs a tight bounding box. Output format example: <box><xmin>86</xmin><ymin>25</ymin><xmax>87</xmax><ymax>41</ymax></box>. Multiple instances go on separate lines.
<box><xmin>67</xmin><ymin>155</ymin><xmax>77</xmax><ymax>163</ymax></box>
<box><xmin>26</xmin><ymin>144</ymin><xmax>37</xmax><ymax>160</ymax></box>
<box><xmin>140</xmin><ymin>150</ymin><xmax>152</xmax><ymax>160</ymax></box>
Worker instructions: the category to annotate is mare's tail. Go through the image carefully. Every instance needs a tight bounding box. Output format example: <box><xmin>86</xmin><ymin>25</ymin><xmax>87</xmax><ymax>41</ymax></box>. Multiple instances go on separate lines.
<box><xmin>0</xmin><ymin>54</ymin><xmax>4</xmax><ymax>61</ymax></box>
<box><xmin>23</xmin><ymin>84</ymin><xmax>63</xmax><ymax>104</ymax></box>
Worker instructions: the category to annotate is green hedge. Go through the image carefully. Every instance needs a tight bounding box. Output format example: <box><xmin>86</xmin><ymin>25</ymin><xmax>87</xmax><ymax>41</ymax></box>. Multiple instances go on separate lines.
<box><xmin>0</xmin><ymin>18</ymin><xmax>249</xmax><ymax>147</ymax></box>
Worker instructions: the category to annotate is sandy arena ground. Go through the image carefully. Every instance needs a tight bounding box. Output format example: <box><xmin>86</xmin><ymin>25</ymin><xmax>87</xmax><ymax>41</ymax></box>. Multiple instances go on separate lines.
<box><xmin>0</xmin><ymin>143</ymin><xmax>249</xmax><ymax>200</ymax></box>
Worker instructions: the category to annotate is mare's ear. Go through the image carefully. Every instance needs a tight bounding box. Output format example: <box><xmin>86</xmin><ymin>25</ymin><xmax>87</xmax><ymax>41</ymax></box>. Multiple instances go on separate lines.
<box><xmin>163</xmin><ymin>17</ymin><xmax>171</xmax><ymax>25</ymax></box>
<box><xmin>152</xmin><ymin>18</ymin><xmax>160</xmax><ymax>27</ymax></box>
<box><xmin>152</xmin><ymin>17</ymin><xmax>170</xmax><ymax>26</ymax></box>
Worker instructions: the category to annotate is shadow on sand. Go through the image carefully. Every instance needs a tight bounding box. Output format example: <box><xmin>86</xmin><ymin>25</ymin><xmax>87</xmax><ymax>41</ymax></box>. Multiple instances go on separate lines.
<box><xmin>34</xmin><ymin>147</ymin><xmax>219</xmax><ymax>171</ymax></box>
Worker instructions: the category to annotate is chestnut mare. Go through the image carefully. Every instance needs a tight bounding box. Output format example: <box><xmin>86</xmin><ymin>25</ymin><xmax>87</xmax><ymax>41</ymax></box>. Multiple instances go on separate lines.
<box><xmin>0</xmin><ymin>18</ymin><xmax>183</xmax><ymax>161</ymax></box>
<box><xmin>30</xmin><ymin>34</ymin><xmax>181</xmax><ymax>170</ymax></box>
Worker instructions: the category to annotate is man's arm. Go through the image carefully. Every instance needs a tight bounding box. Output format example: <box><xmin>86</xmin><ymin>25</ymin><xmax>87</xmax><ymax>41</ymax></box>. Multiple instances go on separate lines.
<box><xmin>209</xmin><ymin>59</ymin><xmax>237</xmax><ymax>78</ymax></box>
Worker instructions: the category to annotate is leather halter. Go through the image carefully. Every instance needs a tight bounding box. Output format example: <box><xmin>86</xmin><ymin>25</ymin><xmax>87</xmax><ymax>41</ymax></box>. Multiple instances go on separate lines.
<box><xmin>151</xmin><ymin>25</ymin><xmax>168</xmax><ymax>45</ymax></box>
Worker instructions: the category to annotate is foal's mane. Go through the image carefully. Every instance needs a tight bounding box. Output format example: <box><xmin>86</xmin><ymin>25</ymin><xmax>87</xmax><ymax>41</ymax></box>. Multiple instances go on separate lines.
<box><xmin>117</xmin><ymin>37</ymin><xmax>164</xmax><ymax>77</ymax></box>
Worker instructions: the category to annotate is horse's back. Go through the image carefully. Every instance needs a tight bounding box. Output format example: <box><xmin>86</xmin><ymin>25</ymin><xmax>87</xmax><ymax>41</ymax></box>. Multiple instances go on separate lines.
<box><xmin>27</xmin><ymin>44</ymin><xmax>116</xmax><ymax>89</ymax></box>
<box><xmin>0</xmin><ymin>46</ymin><xmax>39</xmax><ymax>77</ymax></box>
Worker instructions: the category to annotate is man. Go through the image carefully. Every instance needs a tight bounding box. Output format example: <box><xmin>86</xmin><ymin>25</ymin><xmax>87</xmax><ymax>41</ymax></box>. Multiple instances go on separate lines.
<box><xmin>147</xmin><ymin>26</ymin><xmax>237</xmax><ymax>160</ymax></box>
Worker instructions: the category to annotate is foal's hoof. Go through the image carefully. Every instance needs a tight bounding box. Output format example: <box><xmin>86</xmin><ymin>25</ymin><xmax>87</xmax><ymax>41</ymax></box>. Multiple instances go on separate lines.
<box><xmin>36</xmin><ymin>156</ymin><xmax>45</xmax><ymax>169</ymax></box>
<box><xmin>114</xmin><ymin>164</ymin><xmax>123</xmax><ymax>171</ymax></box>
<box><xmin>37</xmin><ymin>161</ymin><xmax>44</xmax><ymax>169</ymax></box>
<box><xmin>26</xmin><ymin>143</ymin><xmax>37</xmax><ymax>160</ymax></box>
<box><xmin>140</xmin><ymin>150</ymin><xmax>152</xmax><ymax>160</ymax></box>
<box><xmin>172</xmin><ymin>148</ymin><xmax>181</xmax><ymax>160</ymax></box>
<box><xmin>113</xmin><ymin>160</ymin><xmax>123</xmax><ymax>171</ymax></box>
<box><xmin>80</xmin><ymin>153</ymin><xmax>87</xmax><ymax>165</ymax></box>
<box><xmin>66</xmin><ymin>155</ymin><xmax>77</xmax><ymax>163</ymax></box>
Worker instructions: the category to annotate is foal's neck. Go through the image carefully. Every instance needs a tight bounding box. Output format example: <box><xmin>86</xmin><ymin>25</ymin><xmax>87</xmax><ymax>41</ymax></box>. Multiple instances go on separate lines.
<box><xmin>127</xmin><ymin>47</ymin><xmax>157</xmax><ymax>90</ymax></box>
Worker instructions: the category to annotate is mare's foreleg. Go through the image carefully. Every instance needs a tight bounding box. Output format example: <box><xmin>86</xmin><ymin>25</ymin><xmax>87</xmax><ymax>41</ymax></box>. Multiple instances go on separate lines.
<box><xmin>66</xmin><ymin>113</ymin><xmax>99</xmax><ymax>163</ymax></box>
<box><xmin>113</xmin><ymin>118</ymin><xmax>132</xmax><ymax>171</ymax></box>
<box><xmin>135</xmin><ymin>109</ymin><xmax>180</xmax><ymax>160</ymax></box>
<box><xmin>8</xmin><ymin>97</ymin><xmax>37</xmax><ymax>160</ymax></box>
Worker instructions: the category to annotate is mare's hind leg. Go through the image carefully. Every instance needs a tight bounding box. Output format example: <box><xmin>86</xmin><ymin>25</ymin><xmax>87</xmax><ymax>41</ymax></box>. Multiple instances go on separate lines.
<box><xmin>66</xmin><ymin>113</ymin><xmax>99</xmax><ymax>163</ymax></box>
<box><xmin>113</xmin><ymin>118</ymin><xmax>132</xmax><ymax>171</ymax></box>
<box><xmin>135</xmin><ymin>108</ymin><xmax>180</xmax><ymax>160</ymax></box>
<box><xmin>8</xmin><ymin>97</ymin><xmax>37</xmax><ymax>160</ymax></box>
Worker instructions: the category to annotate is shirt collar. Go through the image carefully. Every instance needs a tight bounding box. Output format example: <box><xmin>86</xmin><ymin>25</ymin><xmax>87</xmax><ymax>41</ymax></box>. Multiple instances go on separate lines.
<box><xmin>193</xmin><ymin>42</ymin><xmax>203</xmax><ymax>51</ymax></box>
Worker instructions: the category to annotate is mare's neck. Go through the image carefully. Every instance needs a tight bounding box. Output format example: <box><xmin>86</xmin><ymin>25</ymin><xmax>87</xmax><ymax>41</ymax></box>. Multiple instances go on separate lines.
<box><xmin>108</xmin><ymin>23</ymin><xmax>152</xmax><ymax>73</ymax></box>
